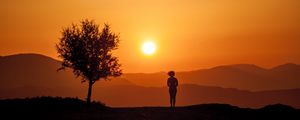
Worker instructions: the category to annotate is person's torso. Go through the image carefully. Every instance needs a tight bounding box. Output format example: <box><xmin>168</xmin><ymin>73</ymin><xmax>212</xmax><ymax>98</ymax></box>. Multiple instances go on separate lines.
<box><xmin>168</xmin><ymin>77</ymin><xmax>178</xmax><ymax>89</ymax></box>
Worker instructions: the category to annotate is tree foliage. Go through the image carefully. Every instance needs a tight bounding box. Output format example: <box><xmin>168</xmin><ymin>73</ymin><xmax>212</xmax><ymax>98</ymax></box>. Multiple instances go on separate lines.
<box><xmin>57</xmin><ymin>19</ymin><xmax>122</xmax><ymax>83</ymax></box>
<box><xmin>56</xmin><ymin>19</ymin><xmax>122</xmax><ymax>110</ymax></box>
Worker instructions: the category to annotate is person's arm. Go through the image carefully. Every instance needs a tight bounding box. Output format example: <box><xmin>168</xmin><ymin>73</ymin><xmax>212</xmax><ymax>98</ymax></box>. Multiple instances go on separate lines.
<box><xmin>175</xmin><ymin>78</ymin><xmax>178</xmax><ymax>87</ymax></box>
<box><xmin>167</xmin><ymin>78</ymin><xmax>170</xmax><ymax>87</ymax></box>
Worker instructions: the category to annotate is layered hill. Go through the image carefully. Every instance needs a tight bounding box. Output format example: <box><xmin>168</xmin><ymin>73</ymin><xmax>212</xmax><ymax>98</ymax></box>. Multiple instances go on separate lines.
<box><xmin>124</xmin><ymin>63</ymin><xmax>300</xmax><ymax>91</ymax></box>
<box><xmin>0</xmin><ymin>53</ymin><xmax>300</xmax><ymax>108</ymax></box>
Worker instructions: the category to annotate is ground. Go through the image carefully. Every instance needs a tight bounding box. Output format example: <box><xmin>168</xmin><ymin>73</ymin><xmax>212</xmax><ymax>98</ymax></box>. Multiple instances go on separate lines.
<box><xmin>0</xmin><ymin>97</ymin><xmax>299</xmax><ymax>120</ymax></box>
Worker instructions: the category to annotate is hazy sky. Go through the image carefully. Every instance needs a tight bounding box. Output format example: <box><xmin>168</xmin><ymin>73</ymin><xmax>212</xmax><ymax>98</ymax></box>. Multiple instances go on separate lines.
<box><xmin>1</xmin><ymin>0</ymin><xmax>300</xmax><ymax>73</ymax></box>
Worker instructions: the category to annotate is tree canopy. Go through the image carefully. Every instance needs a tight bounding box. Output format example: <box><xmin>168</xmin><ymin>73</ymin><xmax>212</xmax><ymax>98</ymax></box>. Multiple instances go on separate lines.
<box><xmin>56</xmin><ymin>19</ymin><xmax>122</xmax><ymax>110</ymax></box>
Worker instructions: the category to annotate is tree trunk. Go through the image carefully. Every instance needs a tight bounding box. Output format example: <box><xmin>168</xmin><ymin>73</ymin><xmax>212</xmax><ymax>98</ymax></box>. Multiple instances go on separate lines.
<box><xmin>86</xmin><ymin>80</ymin><xmax>93</xmax><ymax>111</ymax></box>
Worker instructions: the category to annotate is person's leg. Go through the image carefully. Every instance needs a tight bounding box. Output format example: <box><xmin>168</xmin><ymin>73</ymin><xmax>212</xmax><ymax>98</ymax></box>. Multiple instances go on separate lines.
<box><xmin>172</xmin><ymin>94</ymin><xmax>175</xmax><ymax>107</ymax></box>
<box><xmin>170</xmin><ymin>98</ymin><xmax>173</xmax><ymax>108</ymax></box>
<box><xmin>173</xmin><ymin>89</ymin><xmax>177</xmax><ymax>107</ymax></box>
<box><xmin>171</xmin><ymin>96</ymin><xmax>174</xmax><ymax>107</ymax></box>
<box><xmin>170</xmin><ymin>89</ymin><xmax>176</xmax><ymax>107</ymax></box>
<box><xmin>172</xmin><ymin>97</ymin><xmax>175</xmax><ymax>107</ymax></box>
<box><xmin>169</xmin><ymin>89</ymin><xmax>173</xmax><ymax>108</ymax></box>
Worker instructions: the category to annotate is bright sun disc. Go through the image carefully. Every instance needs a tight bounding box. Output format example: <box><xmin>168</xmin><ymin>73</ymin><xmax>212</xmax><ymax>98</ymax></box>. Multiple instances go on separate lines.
<box><xmin>142</xmin><ymin>41</ymin><xmax>156</xmax><ymax>55</ymax></box>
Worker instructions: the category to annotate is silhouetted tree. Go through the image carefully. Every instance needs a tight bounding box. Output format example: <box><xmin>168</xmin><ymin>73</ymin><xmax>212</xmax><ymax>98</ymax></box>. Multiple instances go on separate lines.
<box><xmin>56</xmin><ymin>19</ymin><xmax>122</xmax><ymax>110</ymax></box>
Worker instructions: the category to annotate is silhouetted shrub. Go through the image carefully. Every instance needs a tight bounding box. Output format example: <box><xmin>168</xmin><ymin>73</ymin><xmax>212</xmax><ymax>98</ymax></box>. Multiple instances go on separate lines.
<box><xmin>0</xmin><ymin>96</ymin><xmax>106</xmax><ymax>112</ymax></box>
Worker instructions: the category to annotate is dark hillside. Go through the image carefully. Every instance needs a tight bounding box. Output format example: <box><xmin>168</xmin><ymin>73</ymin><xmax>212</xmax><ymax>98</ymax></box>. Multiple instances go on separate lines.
<box><xmin>0</xmin><ymin>97</ymin><xmax>299</xmax><ymax>120</ymax></box>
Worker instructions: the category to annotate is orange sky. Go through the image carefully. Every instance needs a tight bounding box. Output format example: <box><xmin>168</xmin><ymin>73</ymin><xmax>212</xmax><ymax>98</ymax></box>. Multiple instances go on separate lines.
<box><xmin>1</xmin><ymin>0</ymin><xmax>300</xmax><ymax>73</ymax></box>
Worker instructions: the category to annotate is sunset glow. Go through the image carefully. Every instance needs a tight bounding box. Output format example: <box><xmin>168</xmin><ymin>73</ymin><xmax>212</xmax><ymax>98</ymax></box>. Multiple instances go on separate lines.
<box><xmin>1</xmin><ymin>0</ymin><xmax>300</xmax><ymax>112</ymax></box>
<box><xmin>0</xmin><ymin>0</ymin><xmax>300</xmax><ymax>73</ymax></box>
<box><xmin>142</xmin><ymin>41</ymin><xmax>156</xmax><ymax>55</ymax></box>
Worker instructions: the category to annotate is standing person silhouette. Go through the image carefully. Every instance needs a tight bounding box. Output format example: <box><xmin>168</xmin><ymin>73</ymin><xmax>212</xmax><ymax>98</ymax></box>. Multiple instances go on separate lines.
<box><xmin>167</xmin><ymin>71</ymin><xmax>178</xmax><ymax>109</ymax></box>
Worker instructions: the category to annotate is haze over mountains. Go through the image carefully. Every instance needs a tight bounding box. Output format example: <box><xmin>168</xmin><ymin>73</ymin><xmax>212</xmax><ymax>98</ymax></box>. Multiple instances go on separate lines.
<box><xmin>0</xmin><ymin>53</ymin><xmax>300</xmax><ymax>108</ymax></box>
<box><xmin>125</xmin><ymin>63</ymin><xmax>300</xmax><ymax>91</ymax></box>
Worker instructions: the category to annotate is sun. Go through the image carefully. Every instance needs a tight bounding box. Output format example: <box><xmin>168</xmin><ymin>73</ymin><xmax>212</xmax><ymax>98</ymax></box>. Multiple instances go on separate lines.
<box><xmin>142</xmin><ymin>41</ymin><xmax>156</xmax><ymax>55</ymax></box>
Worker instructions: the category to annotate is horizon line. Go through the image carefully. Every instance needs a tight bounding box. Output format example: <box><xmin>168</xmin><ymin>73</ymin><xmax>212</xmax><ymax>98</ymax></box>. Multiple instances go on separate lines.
<box><xmin>1</xmin><ymin>52</ymin><xmax>299</xmax><ymax>74</ymax></box>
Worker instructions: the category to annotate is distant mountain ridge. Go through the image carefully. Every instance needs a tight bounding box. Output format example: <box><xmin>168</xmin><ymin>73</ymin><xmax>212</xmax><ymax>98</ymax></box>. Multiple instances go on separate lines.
<box><xmin>0</xmin><ymin>53</ymin><xmax>300</xmax><ymax>108</ymax></box>
<box><xmin>124</xmin><ymin>63</ymin><xmax>300</xmax><ymax>91</ymax></box>
<box><xmin>1</xmin><ymin>53</ymin><xmax>300</xmax><ymax>91</ymax></box>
